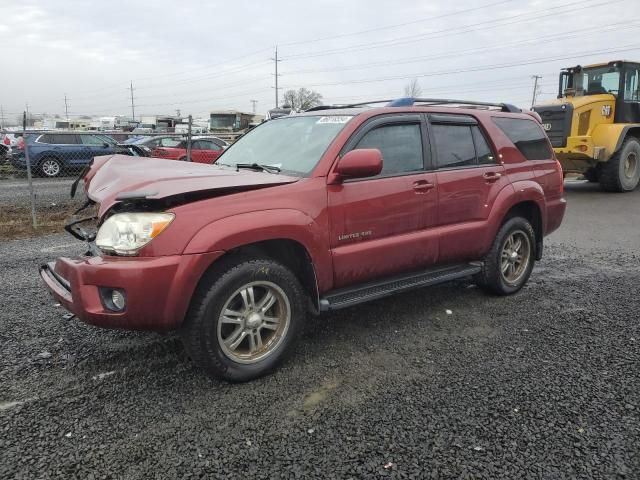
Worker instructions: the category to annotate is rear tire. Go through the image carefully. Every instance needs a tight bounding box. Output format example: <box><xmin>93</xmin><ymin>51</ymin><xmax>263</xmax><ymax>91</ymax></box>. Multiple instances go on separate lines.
<box><xmin>181</xmin><ymin>258</ymin><xmax>306</xmax><ymax>382</ymax></box>
<box><xmin>599</xmin><ymin>138</ymin><xmax>640</xmax><ymax>192</ymax></box>
<box><xmin>39</xmin><ymin>157</ymin><xmax>62</xmax><ymax>177</ymax></box>
<box><xmin>474</xmin><ymin>217</ymin><xmax>536</xmax><ymax>295</ymax></box>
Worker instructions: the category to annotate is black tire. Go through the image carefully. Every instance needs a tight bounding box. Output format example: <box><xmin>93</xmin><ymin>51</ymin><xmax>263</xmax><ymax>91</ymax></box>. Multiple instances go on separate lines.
<box><xmin>599</xmin><ymin>137</ymin><xmax>640</xmax><ymax>192</ymax></box>
<box><xmin>181</xmin><ymin>258</ymin><xmax>306</xmax><ymax>382</ymax></box>
<box><xmin>583</xmin><ymin>168</ymin><xmax>599</xmax><ymax>183</ymax></box>
<box><xmin>474</xmin><ymin>217</ymin><xmax>536</xmax><ymax>295</ymax></box>
<box><xmin>38</xmin><ymin>157</ymin><xmax>63</xmax><ymax>177</ymax></box>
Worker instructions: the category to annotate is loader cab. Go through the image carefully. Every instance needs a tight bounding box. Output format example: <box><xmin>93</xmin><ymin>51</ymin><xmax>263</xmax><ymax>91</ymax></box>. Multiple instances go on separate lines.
<box><xmin>559</xmin><ymin>61</ymin><xmax>640</xmax><ymax>123</ymax></box>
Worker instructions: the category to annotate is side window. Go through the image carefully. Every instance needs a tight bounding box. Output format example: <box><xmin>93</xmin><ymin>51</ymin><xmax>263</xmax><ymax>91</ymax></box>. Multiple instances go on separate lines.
<box><xmin>80</xmin><ymin>135</ymin><xmax>106</xmax><ymax>145</ymax></box>
<box><xmin>493</xmin><ymin>117</ymin><xmax>552</xmax><ymax>161</ymax></box>
<box><xmin>38</xmin><ymin>134</ymin><xmax>53</xmax><ymax>144</ymax></box>
<box><xmin>160</xmin><ymin>138</ymin><xmax>180</xmax><ymax>147</ymax></box>
<box><xmin>50</xmin><ymin>134</ymin><xmax>78</xmax><ymax>144</ymax></box>
<box><xmin>624</xmin><ymin>68</ymin><xmax>640</xmax><ymax>102</ymax></box>
<box><xmin>354</xmin><ymin>123</ymin><xmax>423</xmax><ymax>175</ymax></box>
<box><xmin>472</xmin><ymin>126</ymin><xmax>496</xmax><ymax>165</ymax></box>
<box><xmin>432</xmin><ymin>124</ymin><xmax>476</xmax><ymax>169</ymax></box>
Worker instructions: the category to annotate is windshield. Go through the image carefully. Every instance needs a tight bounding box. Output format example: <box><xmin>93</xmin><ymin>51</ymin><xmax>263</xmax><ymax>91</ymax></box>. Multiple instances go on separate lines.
<box><xmin>216</xmin><ymin>115</ymin><xmax>353</xmax><ymax>175</ymax></box>
<box><xmin>563</xmin><ymin>65</ymin><xmax>620</xmax><ymax>96</ymax></box>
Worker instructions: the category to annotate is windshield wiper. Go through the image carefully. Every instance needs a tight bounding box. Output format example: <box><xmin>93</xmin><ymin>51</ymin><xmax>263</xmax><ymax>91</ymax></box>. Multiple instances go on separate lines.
<box><xmin>234</xmin><ymin>163</ymin><xmax>281</xmax><ymax>174</ymax></box>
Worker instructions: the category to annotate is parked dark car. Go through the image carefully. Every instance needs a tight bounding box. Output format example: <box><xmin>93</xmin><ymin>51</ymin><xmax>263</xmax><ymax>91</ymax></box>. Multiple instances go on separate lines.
<box><xmin>10</xmin><ymin>133</ymin><xmax>149</xmax><ymax>177</ymax></box>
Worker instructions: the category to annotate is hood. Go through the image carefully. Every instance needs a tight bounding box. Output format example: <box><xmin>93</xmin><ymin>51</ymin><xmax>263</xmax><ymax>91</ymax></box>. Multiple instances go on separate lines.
<box><xmin>84</xmin><ymin>155</ymin><xmax>299</xmax><ymax>214</ymax></box>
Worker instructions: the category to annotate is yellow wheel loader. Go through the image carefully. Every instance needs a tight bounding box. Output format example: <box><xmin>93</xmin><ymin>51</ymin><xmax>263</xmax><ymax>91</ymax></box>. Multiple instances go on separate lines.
<box><xmin>533</xmin><ymin>60</ymin><xmax>640</xmax><ymax>192</ymax></box>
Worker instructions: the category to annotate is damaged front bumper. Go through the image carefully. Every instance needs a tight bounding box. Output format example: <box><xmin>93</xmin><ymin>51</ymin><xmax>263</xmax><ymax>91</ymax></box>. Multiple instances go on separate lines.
<box><xmin>40</xmin><ymin>250</ymin><xmax>224</xmax><ymax>331</ymax></box>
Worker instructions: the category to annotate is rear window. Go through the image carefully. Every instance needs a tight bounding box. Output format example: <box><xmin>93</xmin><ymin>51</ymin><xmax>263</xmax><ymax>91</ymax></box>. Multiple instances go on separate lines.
<box><xmin>492</xmin><ymin>117</ymin><xmax>552</xmax><ymax>160</ymax></box>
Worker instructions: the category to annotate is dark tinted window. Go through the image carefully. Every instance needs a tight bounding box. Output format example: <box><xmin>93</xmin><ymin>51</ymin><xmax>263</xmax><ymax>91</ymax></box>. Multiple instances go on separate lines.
<box><xmin>40</xmin><ymin>134</ymin><xmax>78</xmax><ymax>144</ymax></box>
<box><xmin>493</xmin><ymin>117</ymin><xmax>552</xmax><ymax>160</ymax></box>
<box><xmin>194</xmin><ymin>140</ymin><xmax>221</xmax><ymax>150</ymax></box>
<box><xmin>80</xmin><ymin>135</ymin><xmax>108</xmax><ymax>145</ymax></box>
<box><xmin>433</xmin><ymin>124</ymin><xmax>476</xmax><ymax>169</ymax></box>
<box><xmin>355</xmin><ymin>123</ymin><xmax>423</xmax><ymax>175</ymax></box>
<box><xmin>472</xmin><ymin>126</ymin><xmax>496</xmax><ymax>165</ymax></box>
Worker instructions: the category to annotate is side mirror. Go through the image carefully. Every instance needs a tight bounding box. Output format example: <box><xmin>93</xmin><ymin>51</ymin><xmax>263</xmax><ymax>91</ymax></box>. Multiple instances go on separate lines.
<box><xmin>332</xmin><ymin>149</ymin><xmax>383</xmax><ymax>181</ymax></box>
<box><xmin>103</xmin><ymin>143</ymin><xmax>110</xmax><ymax>148</ymax></box>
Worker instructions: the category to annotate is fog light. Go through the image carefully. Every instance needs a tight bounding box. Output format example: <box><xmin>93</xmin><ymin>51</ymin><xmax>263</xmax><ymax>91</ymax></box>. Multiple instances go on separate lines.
<box><xmin>111</xmin><ymin>290</ymin><xmax>126</xmax><ymax>311</ymax></box>
<box><xmin>100</xmin><ymin>287</ymin><xmax>126</xmax><ymax>312</ymax></box>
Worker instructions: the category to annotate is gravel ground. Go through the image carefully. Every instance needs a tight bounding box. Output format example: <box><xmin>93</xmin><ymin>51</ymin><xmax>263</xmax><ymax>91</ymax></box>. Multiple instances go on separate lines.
<box><xmin>1</xmin><ymin>183</ymin><xmax>639</xmax><ymax>479</ymax></box>
<box><xmin>0</xmin><ymin>178</ymin><xmax>75</xmax><ymax>208</ymax></box>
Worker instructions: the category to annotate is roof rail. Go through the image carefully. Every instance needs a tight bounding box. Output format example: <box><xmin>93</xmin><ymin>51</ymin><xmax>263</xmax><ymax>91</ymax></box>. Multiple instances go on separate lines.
<box><xmin>387</xmin><ymin>97</ymin><xmax>521</xmax><ymax>113</ymax></box>
<box><xmin>304</xmin><ymin>97</ymin><xmax>521</xmax><ymax>113</ymax></box>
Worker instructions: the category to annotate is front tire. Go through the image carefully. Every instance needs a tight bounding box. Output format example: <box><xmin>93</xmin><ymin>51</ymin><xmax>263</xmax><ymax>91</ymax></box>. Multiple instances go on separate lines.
<box><xmin>475</xmin><ymin>217</ymin><xmax>536</xmax><ymax>295</ymax></box>
<box><xmin>181</xmin><ymin>258</ymin><xmax>306</xmax><ymax>382</ymax></box>
<box><xmin>599</xmin><ymin>138</ymin><xmax>640</xmax><ymax>192</ymax></box>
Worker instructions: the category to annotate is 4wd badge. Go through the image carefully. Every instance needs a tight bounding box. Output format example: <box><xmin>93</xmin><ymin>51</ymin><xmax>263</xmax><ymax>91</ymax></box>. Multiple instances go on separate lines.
<box><xmin>601</xmin><ymin>105</ymin><xmax>612</xmax><ymax>117</ymax></box>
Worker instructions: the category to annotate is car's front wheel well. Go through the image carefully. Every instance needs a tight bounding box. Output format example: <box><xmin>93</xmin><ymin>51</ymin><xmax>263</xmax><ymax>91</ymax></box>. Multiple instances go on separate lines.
<box><xmin>503</xmin><ymin>201</ymin><xmax>543</xmax><ymax>259</ymax></box>
<box><xmin>193</xmin><ymin>239</ymin><xmax>318</xmax><ymax>315</ymax></box>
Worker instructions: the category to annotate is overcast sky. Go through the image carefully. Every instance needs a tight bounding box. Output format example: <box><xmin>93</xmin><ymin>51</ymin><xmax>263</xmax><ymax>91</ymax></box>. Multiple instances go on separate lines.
<box><xmin>1</xmin><ymin>0</ymin><xmax>639</xmax><ymax>121</ymax></box>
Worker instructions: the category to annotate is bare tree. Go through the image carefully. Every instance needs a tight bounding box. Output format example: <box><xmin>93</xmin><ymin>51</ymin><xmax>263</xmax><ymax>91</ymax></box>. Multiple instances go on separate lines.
<box><xmin>281</xmin><ymin>88</ymin><xmax>323</xmax><ymax>111</ymax></box>
<box><xmin>403</xmin><ymin>78</ymin><xmax>422</xmax><ymax>98</ymax></box>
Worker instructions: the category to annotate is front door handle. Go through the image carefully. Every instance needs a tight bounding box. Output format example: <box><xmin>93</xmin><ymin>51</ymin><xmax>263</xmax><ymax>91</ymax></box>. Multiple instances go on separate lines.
<box><xmin>412</xmin><ymin>180</ymin><xmax>435</xmax><ymax>193</ymax></box>
<box><xmin>483</xmin><ymin>172</ymin><xmax>502</xmax><ymax>183</ymax></box>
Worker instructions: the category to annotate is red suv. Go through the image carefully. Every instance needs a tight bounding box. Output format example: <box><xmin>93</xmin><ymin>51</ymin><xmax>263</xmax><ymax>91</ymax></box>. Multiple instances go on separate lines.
<box><xmin>41</xmin><ymin>98</ymin><xmax>566</xmax><ymax>382</ymax></box>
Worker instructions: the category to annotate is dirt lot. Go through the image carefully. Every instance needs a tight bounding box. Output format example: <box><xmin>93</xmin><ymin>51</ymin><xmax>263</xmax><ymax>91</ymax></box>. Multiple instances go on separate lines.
<box><xmin>1</xmin><ymin>182</ymin><xmax>638</xmax><ymax>479</ymax></box>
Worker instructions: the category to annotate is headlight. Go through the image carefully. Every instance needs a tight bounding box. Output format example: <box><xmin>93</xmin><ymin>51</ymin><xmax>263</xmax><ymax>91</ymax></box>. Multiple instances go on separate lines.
<box><xmin>95</xmin><ymin>212</ymin><xmax>174</xmax><ymax>255</ymax></box>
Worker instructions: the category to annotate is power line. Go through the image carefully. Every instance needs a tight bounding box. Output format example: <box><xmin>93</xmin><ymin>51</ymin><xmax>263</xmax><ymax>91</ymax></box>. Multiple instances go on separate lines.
<box><xmin>283</xmin><ymin>21</ymin><xmax>640</xmax><ymax>76</ymax></box>
<box><xmin>281</xmin><ymin>43</ymin><xmax>640</xmax><ymax>89</ymax></box>
<box><xmin>282</xmin><ymin>0</ymin><xmax>622</xmax><ymax>60</ymax></box>
<box><xmin>279</xmin><ymin>0</ymin><xmax>515</xmax><ymax>47</ymax></box>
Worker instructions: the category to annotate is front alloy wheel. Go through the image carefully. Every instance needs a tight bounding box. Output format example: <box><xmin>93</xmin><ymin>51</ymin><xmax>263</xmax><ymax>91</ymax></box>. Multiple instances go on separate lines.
<box><xmin>218</xmin><ymin>281</ymin><xmax>291</xmax><ymax>364</ymax></box>
<box><xmin>181</xmin><ymin>257</ymin><xmax>306</xmax><ymax>382</ymax></box>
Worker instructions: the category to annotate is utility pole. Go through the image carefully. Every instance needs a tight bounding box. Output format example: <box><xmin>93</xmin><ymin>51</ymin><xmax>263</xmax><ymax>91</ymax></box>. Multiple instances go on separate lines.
<box><xmin>64</xmin><ymin>94</ymin><xmax>69</xmax><ymax>120</ymax></box>
<box><xmin>0</xmin><ymin>105</ymin><xmax>4</xmax><ymax>129</ymax></box>
<box><xmin>129</xmin><ymin>81</ymin><xmax>136</xmax><ymax>121</ymax></box>
<box><xmin>531</xmin><ymin>75</ymin><xmax>542</xmax><ymax>108</ymax></box>
<box><xmin>250</xmin><ymin>99</ymin><xmax>258</xmax><ymax>114</ymax></box>
<box><xmin>25</xmin><ymin>102</ymin><xmax>30</xmax><ymax>126</ymax></box>
<box><xmin>271</xmin><ymin>46</ymin><xmax>282</xmax><ymax>108</ymax></box>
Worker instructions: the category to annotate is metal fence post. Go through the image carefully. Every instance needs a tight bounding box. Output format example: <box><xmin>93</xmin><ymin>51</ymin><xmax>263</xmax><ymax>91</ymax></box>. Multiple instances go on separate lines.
<box><xmin>186</xmin><ymin>115</ymin><xmax>192</xmax><ymax>162</ymax></box>
<box><xmin>23</xmin><ymin>112</ymin><xmax>37</xmax><ymax>229</ymax></box>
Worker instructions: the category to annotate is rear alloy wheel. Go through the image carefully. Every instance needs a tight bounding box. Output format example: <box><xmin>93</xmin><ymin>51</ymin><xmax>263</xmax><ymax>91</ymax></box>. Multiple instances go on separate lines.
<box><xmin>39</xmin><ymin>157</ymin><xmax>62</xmax><ymax>177</ymax></box>
<box><xmin>599</xmin><ymin>138</ymin><xmax>640</xmax><ymax>192</ymax></box>
<box><xmin>474</xmin><ymin>217</ymin><xmax>536</xmax><ymax>295</ymax></box>
<box><xmin>181</xmin><ymin>258</ymin><xmax>306</xmax><ymax>382</ymax></box>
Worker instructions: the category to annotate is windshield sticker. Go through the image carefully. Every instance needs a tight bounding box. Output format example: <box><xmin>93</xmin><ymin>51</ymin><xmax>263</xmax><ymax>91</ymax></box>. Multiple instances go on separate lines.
<box><xmin>316</xmin><ymin>116</ymin><xmax>351</xmax><ymax>124</ymax></box>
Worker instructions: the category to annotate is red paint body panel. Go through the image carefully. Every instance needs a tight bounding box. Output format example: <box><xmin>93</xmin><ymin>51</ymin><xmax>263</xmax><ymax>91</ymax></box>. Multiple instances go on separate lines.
<box><xmin>42</xmin><ymin>105</ymin><xmax>567</xmax><ymax>332</ymax></box>
<box><xmin>151</xmin><ymin>146</ymin><xmax>222</xmax><ymax>164</ymax></box>
<box><xmin>42</xmin><ymin>251</ymin><xmax>223</xmax><ymax>331</ymax></box>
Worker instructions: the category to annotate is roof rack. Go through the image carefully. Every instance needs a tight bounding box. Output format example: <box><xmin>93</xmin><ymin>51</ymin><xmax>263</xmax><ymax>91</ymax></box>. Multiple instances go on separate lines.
<box><xmin>388</xmin><ymin>97</ymin><xmax>521</xmax><ymax>113</ymax></box>
<box><xmin>305</xmin><ymin>97</ymin><xmax>521</xmax><ymax>113</ymax></box>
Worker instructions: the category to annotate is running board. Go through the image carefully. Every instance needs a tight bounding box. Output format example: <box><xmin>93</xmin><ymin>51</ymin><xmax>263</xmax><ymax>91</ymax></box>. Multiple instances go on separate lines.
<box><xmin>319</xmin><ymin>263</ymin><xmax>482</xmax><ymax>311</ymax></box>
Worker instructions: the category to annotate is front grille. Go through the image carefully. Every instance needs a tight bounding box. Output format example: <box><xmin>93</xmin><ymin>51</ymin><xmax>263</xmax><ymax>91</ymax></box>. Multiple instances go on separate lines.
<box><xmin>533</xmin><ymin>104</ymin><xmax>573</xmax><ymax>148</ymax></box>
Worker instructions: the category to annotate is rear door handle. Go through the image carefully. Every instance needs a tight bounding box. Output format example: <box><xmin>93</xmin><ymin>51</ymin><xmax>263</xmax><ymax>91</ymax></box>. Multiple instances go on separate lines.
<box><xmin>483</xmin><ymin>172</ymin><xmax>502</xmax><ymax>183</ymax></box>
<box><xmin>412</xmin><ymin>180</ymin><xmax>435</xmax><ymax>193</ymax></box>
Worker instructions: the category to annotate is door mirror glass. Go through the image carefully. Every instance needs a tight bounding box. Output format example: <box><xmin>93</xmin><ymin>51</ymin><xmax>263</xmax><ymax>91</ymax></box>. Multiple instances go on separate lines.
<box><xmin>334</xmin><ymin>149</ymin><xmax>383</xmax><ymax>179</ymax></box>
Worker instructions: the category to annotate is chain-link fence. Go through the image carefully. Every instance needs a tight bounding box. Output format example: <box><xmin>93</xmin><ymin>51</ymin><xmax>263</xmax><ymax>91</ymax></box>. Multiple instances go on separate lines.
<box><xmin>0</xmin><ymin>119</ymin><xmax>234</xmax><ymax>239</ymax></box>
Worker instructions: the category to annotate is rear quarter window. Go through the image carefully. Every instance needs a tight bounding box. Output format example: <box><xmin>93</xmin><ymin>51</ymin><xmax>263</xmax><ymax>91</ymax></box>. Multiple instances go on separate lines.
<box><xmin>492</xmin><ymin>117</ymin><xmax>552</xmax><ymax>160</ymax></box>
